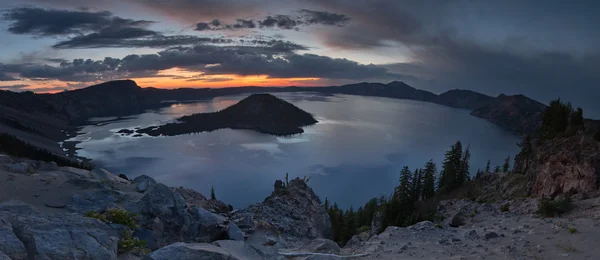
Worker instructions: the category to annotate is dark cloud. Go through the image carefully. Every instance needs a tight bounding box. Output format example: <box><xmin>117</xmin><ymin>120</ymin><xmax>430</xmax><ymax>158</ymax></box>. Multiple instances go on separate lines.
<box><xmin>2</xmin><ymin>7</ymin><xmax>234</xmax><ymax>49</ymax></box>
<box><xmin>384</xmin><ymin>38</ymin><xmax>600</xmax><ymax>116</ymax></box>
<box><xmin>2</xmin><ymin>7</ymin><xmax>154</xmax><ymax>36</ymax></box>
<box><xmin>299</xmin><ymin>9</ymin><xmax>349</xmax><ymax>26</ymax></box>
<box><xmin>0</xmin><ymin>73</ymin><xmax>17</xmax><ymax>81</ymax></box>
<box><xmin>53</xmin><ymin>34</ymin><xmax>233</xmax><ymax>49</ymax></box>
<box><xmin>195</xmin><ymin>9</ymin><xmax>349</xmax><ymax>31</ymax></box>
<box><xmin>258</xmin><ymin>15</ymin><xmax>299</xmax><ymax>30</ymax></box>
<box><xmin>0</xmin><ymin>41</ymin><xmax>403</xmax><ymax>83</ymax></box>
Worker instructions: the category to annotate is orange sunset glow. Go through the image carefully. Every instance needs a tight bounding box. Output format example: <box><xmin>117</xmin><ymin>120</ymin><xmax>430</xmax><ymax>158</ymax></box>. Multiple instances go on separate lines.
<box><xmin>8</xmin><ymin>68</ymin><xmax>324</xmax><ymax>93</ymax></box>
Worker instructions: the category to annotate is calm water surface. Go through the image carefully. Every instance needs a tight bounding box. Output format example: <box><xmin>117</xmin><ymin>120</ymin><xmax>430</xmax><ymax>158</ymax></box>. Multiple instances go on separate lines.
<box><xmin>68</xmin><ymin>93</ymin><xmax>520</xmax><ymax>208</ymax></box>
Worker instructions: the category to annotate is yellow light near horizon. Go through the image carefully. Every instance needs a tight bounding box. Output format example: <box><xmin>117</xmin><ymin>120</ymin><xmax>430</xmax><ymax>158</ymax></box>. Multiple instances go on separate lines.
<box><xmin>1</xmin><ymin>68</ymin><xmax>324</xmax><ymax>93</ymax></box>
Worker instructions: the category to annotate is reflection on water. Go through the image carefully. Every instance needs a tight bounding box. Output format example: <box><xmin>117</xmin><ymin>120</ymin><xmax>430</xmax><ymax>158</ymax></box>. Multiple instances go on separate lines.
<box><xmin>70</xmin><ymin>92</ymin><xmax>520</xmax><ymax>208</ymax></box>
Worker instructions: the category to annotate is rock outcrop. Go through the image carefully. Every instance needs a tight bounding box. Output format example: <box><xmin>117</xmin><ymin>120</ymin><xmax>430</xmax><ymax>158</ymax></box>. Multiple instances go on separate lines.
<box><xmin>233</xmin><ymin>178</ymin><xmax>332</xmax><ymax>242</ymax></box>
<box><xmin>0</xmin><ymin>200</ymin><xmax>119</xmax><ymax>260</ymax></box>
<box><xmin>514</xmin><ymin>134</ymin><xmax>600</xmax><ymax>198</ymax></box>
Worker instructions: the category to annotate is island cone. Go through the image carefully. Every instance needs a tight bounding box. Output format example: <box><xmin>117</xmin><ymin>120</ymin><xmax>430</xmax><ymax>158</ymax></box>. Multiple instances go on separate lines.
<box><xmin>138</xmin><ymin>94</ymin><xmax>318</xmax><ymax>136</ymax></box>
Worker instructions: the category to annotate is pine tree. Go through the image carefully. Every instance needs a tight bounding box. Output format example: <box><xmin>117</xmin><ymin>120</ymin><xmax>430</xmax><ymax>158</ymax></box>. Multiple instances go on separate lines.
<box><xmin>396</xmin><ymin>166</ymin><xmax>413</xmax><ymax>202</ymax></box>
<box><xmin>494</xmin><ymin>166</ymin><xmax>501</xmax><ymax>173</ymax></box>
<box><xmin>411</xmin><ymin>169</ymin><xmax>423</xmax><ymax>202</ymax></box>
<box><xmin>459</xmin><ymin>144</ymin><xmax>471</xmax><ymax>184</ymax></box>
<box><xmin>485</xmin><ymin>159</ymin><xmax>491</xmax><ymax>172</ymax></box>
<box><xmin>503</xmin><ymin>156</ymin><xmax>511</xmax><ymax>172</ymax></box>
<box><xmin>421</xmin><ymin>160</ymin><xmax>437</xmax><ymax>200</ymax></box>
<box><xmin>538</xmin><ymin>99</ymin><xmax>574</xmax><ymax>140</ymax></box>
<box><xmin>439</xmin><ymin>141</ymin><xmax>463</xmax><ymax>191</ymax></box>
<box><xmin>570</xmin><ymin>107</ymin><xmax>584</xmax><ymax>129</ymax></box>
<box><xmin>210</xmin><ymin>185</ymin><xmax>216</xmax><ymax>200</ymax></box>
<box><xmin>339</xmin><ymin>207</ymin><xmax>357</xmax><ymax>243</ymax></box>
<box><xmin>324</xmin><ymin>197</ymin><xmax>330</xmax><ymax>210</ymax></box>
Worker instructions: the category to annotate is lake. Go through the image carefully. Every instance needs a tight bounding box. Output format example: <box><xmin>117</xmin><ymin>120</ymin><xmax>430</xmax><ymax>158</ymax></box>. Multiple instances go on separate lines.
<box><xmin>67</xmin><ymin>92</ymin><xmax>520</xmax><ymax>209</ymax></box>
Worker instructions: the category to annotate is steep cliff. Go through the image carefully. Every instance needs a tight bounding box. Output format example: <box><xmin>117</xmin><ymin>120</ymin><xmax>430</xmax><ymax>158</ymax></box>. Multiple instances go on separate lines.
<box><xmin>514</xmin><ymin>134</ymin><xmax>600</xmax><ymax>198</ymax></box>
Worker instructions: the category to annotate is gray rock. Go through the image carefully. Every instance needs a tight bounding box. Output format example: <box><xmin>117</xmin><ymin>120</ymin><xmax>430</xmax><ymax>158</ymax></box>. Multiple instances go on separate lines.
<box><xmin>484</xmin><ymin>231</ymin><xmax>499</xmax><ymax>240</ymax></box>
<box><xmin>134</xmin><ymin>184</ymin><xmax>190</xmax><ymax>246</ymax></box>
<box><xmin>4</xmin><ymin>163</ymin><xmax>30</xmax><ymax>174</ymax></box>
<box><xmin>59</xmin><ymin>166</ymin><xmax>90</xmax><ymax>178</ymax></box>
<box><xmin>118</xmin><ymin>252</ymin><xmax>141</xmax><ymax>260</ymax></box>
<box><xmin>133</xmin><ymin>175</ymin><xmax>157</xmax><ymax>193</ymax></box>
<box><xmin>466</xmin><ymin>230</ymin><xmax>480</xmax><ymax>240</ymax></box>
<box><xmin>134</xmin><ymin>229</ymin><xmax>158</xmax><ymax>250</ymax></box>
<box><xmin>232</xmin><ymin>178</ymin><xmax>332</xmax><ymax>240</ymax></box>
<box><xmin>90</xmin><ymin>168</ymin><xmax>129</xmax><ymax>184</ymax></box>
<box><xmin>0</xmin><ymin>251</ymin><xmax>11</xmax><ymax>260</ymax></box>
<box><xmin>1</xmin><ymin>201</ymin><xmax>118</xmax><ymax>260</ymax></box>
<box><xmin>37</xmin><ymin>161</ymin><xmax>59</xmax><ymax>171</ymax></box>
<box><xmin>227</xmin><ymin>222</ymin><xmax>245</xmax><ymax>241</ymax></box>
<box><xmin>213</xmin><ymin>240</ymin><xmax>263</xmax><ymax>260</ymax></box>
<box><xmin>190</xmin><ymin>206</ymin><xmax>228</xmax><ymax>242</ymax></box>
<box><xmin>0</xmin><ymin>154</ymin><xmax>13</xmax><ymax>164</ymax></box>
<box><xmin>67</xmin><ymin>189</ymin><xmax>123</xmax><ymax>213</ymax></box>
<box><xmin>370</xmin><ymin>211</ymin><xmax>383</xmax><ymax>236</ymax></box>
<box><xmin>0</xmin><ymin>216</ymin><xmax>27</xmax><ymax>260</ymax></box>
<box><xmin>142</xmin><ymin>242</ymin><xmax>238</xmax><ymax>260</ymax></box>
<box><xmin>450</xmin><ymin>213</ymin><xmax>466</xmax><ymax>227</ymax></box>
<box><xmin>44</xmin><ymin>201</ymin><xmax>67</xmax><ymax>209</ymax></box>
<box><xmin>299</xmin><ymin>238</ymin><xmax>341</xmax><ymax>254</ymax></box>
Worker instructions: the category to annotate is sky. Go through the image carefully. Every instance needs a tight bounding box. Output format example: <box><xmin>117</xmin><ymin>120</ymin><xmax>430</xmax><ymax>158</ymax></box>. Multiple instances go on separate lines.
<box><xmin>0</xmin><ymin>0</ymin><xmax>598</xmax><ymax>116</ymax></box>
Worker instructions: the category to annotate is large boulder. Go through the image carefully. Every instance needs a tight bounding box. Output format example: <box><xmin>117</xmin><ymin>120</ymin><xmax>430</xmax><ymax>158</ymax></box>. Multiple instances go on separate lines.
<box><xmin>3</xmin><ymin>162</ymin><xmax>31</xmax><ymax>174</ymax></box>
<box><xmin>67</xmin><ymin>189</ymin><xmax>124</xmax><ymax>213</ymax></box>
<box><xmin>142</xmin><ymin>242</ymin><xmax>238</xmax><ymax>260</ymax></box>
<box><xmin>188</xmin><ymin>206</ymin><xmax>228</xmax><ymax>242</ymax></box>
<box><xmin>0</xmin><ymin>216</ymin><xmax>27</xmax><ymax>260</ymax></box>
<box><xmin>0</xmin><ymin>200</ymin><xmax>119</xmax><ymax>260</ymax></box>
<box><xmin>90</xmin><ymin>168</ymin><xmax>130</xmax><ymax>184</ymax></box>
<box><xmin>297</xmin><ymin>238</ymin><xmax>340</xmax><ymax>255</ymax></box>
<box><xmin>132</xmin><ymin>183</ymin><xmax>191</xmax><ymax>247</ymax></box>
<box><xmin>133</xmin><ymin>175</ymin><xmax>157</xmax><ymax>193</ymax></box>
<box><xmin>233</xmin><ymin>178</ymin><xmax>332</xmax><ymax>241</ymax></box>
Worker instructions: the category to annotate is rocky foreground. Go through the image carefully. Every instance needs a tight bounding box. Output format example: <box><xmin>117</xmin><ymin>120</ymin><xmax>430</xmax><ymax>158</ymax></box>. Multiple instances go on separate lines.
<box><xmin>2</xmin><ymin>153</ymin><xmax>600</xmax><ymax>259</ymax></box>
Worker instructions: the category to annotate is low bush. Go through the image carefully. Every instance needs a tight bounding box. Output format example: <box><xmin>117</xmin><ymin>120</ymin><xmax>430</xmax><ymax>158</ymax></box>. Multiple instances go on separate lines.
<box><xmin>118</xmin><ymin>230</ymin><xmax>150</xmax><ymax>255</ymax></box>
<box><xmin>356</xmin><ymin>225</ymin><xmax>370</xmax><ymax>233</ymax></box>
<box><xmin>85</xmin><ymin>208</ymin><xmax>138</xmax><ymax>229</ymax></box>
<box><xmin>537</xmin><ymin>196</ymin><xmax>573</xmax><ymax>217</ymax></box>
<box><xmin>500</xmin><ymin>203</ymin><xmax>510</xmax><ymax>212</ymax></box>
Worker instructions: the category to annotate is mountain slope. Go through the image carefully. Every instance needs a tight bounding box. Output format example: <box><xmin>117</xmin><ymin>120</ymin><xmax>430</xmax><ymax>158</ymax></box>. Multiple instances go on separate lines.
<box><xmin>434</xmin><ymin>89</ymin><xmax>494</xmax><ymax>110</ymax></box>
<box><xmin>471</xmin><ymin>94</ymin><xmax>547</xmax><ymax>135</ymax></box>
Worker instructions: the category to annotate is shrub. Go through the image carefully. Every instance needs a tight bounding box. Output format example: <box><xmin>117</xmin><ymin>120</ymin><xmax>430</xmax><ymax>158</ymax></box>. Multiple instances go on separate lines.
<box><xmin>500</xmin><ymin>203</ymin><xmax>510</xmax><ymax>212</ymax></box>
<box><xmin>594</xmin><ymin>130</ymin><xmax>600</xmax><ymax>142</ymax></box>
<box><xmin>356</xmin><ymin>226</ymin><xmax>370</xmax><ymax>233</ymax></box>
<box><xmin>434</xmin><ymin>223</ymin><xmax>443</xmax><ymax>229</ymax></box>
<box><xmin>85</xmin><ymin>211</ymin><xmax>107</xmax><ymax>222</ymax></box>
<box><xmin>105</xmin><ymin>208</ymin><xmax>138</xmax><ymax>229</ymax></box>
<box><xmin>118</xmin><ymin>230</ymin><xmax>150</xmax><ymax>255</ymax></box>
<box><xmin>537</xmin><ymin>196</ymin><xmax>573</xmax><ymax>217</ymax></box>
<box><xmin>85</xmin><ymin>208</ymin><xmax>138</xmax><ymax>229</ymax></box>
<box><xmin>568</xmin><ymin>227</ymin><xmax>577</xmax><ymax>234</ymax></box>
